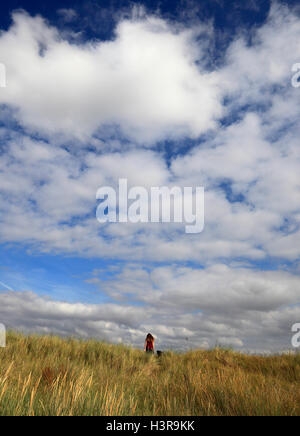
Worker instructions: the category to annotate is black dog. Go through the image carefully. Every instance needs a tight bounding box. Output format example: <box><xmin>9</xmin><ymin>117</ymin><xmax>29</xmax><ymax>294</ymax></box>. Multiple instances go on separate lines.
<box><xmin>157</xmin><ymin>350</ymin><xmax>163</xmax><ymax>357</ymax></box>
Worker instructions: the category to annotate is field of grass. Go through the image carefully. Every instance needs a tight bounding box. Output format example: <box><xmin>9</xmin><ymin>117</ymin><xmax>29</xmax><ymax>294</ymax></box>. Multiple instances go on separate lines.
<box><xmin>0</xmin><ymin>331</ymin><xmax>299</xmax><ymax>416</ymax></box>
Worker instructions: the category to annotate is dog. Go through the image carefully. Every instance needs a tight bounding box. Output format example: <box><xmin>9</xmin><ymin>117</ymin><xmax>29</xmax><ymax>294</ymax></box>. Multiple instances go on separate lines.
<box><xmin>157</xmin><ymin>350</ymin><xmax>163</xmax><ymax>357</ymax></box>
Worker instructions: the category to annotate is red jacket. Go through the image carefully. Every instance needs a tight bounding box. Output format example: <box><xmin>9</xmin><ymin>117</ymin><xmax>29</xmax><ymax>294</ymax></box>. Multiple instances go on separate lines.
<box><xmin>146</xmin><ymin>338</ymin><xmax>154</xmax><ymax>351</ymax></box>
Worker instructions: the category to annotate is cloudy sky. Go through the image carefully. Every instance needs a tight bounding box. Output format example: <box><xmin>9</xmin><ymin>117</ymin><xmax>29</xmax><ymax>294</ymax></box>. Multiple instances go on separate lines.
<box><xmin>0</xmin><ymin>0</ymin><xmax>300</xmax><ymax>353</ymax></box>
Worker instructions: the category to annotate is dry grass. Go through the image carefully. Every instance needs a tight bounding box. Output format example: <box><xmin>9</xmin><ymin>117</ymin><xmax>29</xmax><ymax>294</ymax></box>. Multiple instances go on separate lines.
<box><xmin>0</xmin><ymin>331</ymin><xmax>299</xmax><ymax>416</ymax></box>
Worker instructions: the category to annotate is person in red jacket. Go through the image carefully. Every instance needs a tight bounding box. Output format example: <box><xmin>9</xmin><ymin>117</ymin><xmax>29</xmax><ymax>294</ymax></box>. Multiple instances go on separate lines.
<box><xmin>144</xmin><ymin>333</ymin><xmax>155</xmax><ymax>353</ymax></box>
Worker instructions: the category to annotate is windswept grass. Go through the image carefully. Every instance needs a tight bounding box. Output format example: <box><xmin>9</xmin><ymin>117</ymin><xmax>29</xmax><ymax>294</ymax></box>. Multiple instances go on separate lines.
<box><xmin>0</xmin><ymin>331</ymin><xmax>299</xmax><ymax>416</ymax></box>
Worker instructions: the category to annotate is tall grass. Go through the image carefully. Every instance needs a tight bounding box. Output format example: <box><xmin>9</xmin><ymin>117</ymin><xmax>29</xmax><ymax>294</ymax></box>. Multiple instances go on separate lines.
<box><xmin>0</xmin><ymin>331</ymin><xmax>299</xmax><ymax>416</ymax></box>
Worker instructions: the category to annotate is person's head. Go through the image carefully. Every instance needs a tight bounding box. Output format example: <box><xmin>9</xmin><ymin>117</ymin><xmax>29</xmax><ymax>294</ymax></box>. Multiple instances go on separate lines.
<box><xmin>146</xmin><ymin>333</ymin><xmax>154</xmax><ymax>341</ymax></box>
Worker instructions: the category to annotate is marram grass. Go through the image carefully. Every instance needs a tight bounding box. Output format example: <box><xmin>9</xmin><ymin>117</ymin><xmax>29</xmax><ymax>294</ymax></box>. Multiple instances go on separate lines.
<box><xmin>0</xmin><ymin>331</ymin><xmax>299</xmax><ymax>416</ymax></box>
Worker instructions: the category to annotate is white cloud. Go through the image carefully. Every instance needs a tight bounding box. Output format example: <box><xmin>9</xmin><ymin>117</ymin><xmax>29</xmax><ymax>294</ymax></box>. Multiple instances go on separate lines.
<box><xmin>0</xmin><ymin>6</ymin><xmax>299</xmax><ymax>264</ymax></box>
<box><xmin>57</xmin><ymin>8</ymin><xmax>78</xmax><ymax>23</ymax></box>
<box><xmin>1</xmin><ymin>262</ymin><xmax>299</xmax><ymax>351</ymax></box>
<box><xmin>0</xmin><ymin>11</ymin><xmax>222</xmax><ymax>143</ymax></box>
<box><xmin>99</xmin><ymin>264</ymin><xmax>300</xmax><ymax>314</ymax></box>
<box><xmin>222</xmin><ymin>2</ymin><xmax>300</xmax><ymax>98</ymax></box>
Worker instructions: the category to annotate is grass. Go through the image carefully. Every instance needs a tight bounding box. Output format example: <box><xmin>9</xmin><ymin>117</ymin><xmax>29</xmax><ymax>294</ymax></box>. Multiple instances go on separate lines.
<box><xmin>0</xmin><ymin>331</ymin><xmax>299</xmax><ymax>416</ymax></box>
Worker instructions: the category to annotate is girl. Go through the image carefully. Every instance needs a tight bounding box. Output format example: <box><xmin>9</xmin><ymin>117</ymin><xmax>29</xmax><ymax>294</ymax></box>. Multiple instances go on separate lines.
<box><xmin>144</xmin><ymin>333</ymin><xmax>155</xmax><ymax>353</ymax></box>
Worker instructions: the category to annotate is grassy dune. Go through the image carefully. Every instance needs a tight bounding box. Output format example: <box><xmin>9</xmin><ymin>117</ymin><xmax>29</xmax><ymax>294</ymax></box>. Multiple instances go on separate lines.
<box><xmin>0</xmin><ymin>331</ymin><xmax>299</xmax><ymax>416</ymax></box>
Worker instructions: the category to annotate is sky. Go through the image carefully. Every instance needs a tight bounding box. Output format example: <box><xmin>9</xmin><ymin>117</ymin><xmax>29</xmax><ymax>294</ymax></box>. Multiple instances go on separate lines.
<box><xmin>0</xmin><ymin>0</ymin><xmax>300</xmax><ymax>353</ymax></box>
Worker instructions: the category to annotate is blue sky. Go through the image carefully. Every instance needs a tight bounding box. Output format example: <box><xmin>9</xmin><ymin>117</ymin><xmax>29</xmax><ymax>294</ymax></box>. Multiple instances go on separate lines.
<box><xmin>0</xmin><ymin>0</ymin><xmax>272</xmax><ymax>33</ymax></box>
<box><xmin>0</xmin><ymin>0</ymin><xmax>300</xmax><ymax>352</ymax></box>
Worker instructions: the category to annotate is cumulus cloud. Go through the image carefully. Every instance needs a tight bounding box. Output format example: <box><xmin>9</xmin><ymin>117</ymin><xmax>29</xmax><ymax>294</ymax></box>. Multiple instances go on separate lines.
<box><xmin>98</xmin><ymin>264</ymin><xmax>300</xmax><ymax>314</ymax></box>
<box><xmin>1</xmin><ymin>263</ymin><xmax>299</xmax><ymax>352</ymax></box>
<box><xmin>0</xmin><ymin>3</ymin><xmax>298</xmax><ymax>262</ymax></box>
<box><xmin>0</xmin><ymin>290</ymin><xmax>147</xmax><ymax>344</ymax></box>
<box><xmin>0</xmin><ymin>10</ymin><xmax>222</xmax><ymax>143</ymax></box>
<box><xmin>222</xmin><ymin>2</ymin><xmax>300</xmax><ymax>98</ymax></box>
